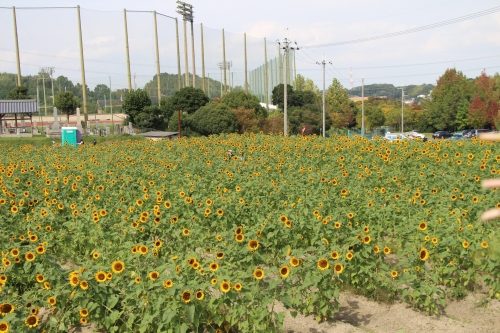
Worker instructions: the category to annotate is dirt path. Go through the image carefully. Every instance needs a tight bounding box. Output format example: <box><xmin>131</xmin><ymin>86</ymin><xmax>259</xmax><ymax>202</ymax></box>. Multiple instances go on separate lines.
<box><xmin>65</xmin><ymin>290</ymin><xmax>499</xmax><ymax>332</ymax></box>
<box><xmin>280</xmin><ymin>291</ymin><xmax>500</xmax><ymax>333</ymax></box>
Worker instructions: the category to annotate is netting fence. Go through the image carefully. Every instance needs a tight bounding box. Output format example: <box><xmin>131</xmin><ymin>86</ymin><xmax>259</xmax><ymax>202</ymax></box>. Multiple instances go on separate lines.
<box><xmin>0</xmin><ymin>6</ymin><xmax>294</xmax><ymax>119</ymax></box>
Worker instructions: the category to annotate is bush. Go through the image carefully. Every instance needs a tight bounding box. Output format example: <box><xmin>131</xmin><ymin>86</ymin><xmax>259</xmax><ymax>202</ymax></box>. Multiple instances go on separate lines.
<box><xmin>221</xmin><ymin>91</ymin><xmax>267</xmax><ymax>119</ymax></box>
<box><xmin>192</xmin><ymin>103</ymin><xmax>238</xmax><ymax>135</ymax></box>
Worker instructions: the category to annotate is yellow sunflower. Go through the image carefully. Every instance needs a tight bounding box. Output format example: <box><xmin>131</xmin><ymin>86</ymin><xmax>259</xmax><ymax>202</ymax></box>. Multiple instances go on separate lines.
<box><xmin>253</xmin><ymin>268</ymin><xmax>265</xmax><ymax>280</ymax></box>
<box><xmin>317</xmin><ymin>258</ymin><xmax>329</xmax><ymax>271</ymax></box>
<box><xmin>163</xmin><ymin>280</ymin><xmax>174</xmax><ymax>288</ymax></box>
<box><xmin>419</xmin><ymin>248</ymin><xmax>430</xmax><ymax>261</ymax></box>
<box><xmin>181</xmin><ymin>290</ymin><xmax>191</xmax><ymax>303</ymax></box>
<box><xmin>220</xmin><ymin>280</ymin><xmax>231</xmax><ymax>293</ymax></box>
<box><xmin>25</xmin><ymin>315</ymin><xmax>39</xmax><ymax>328</ymax></box>
<box><xmin>279</xmin><ymin>265</ymin><xmax>290</xmax><ymax>278</ymax></box>
<box><xmin>111</xmin><ymin>261</ymin><xmax>125</xmax><ymax>274</ymax></box>
<box><xmin>334</xmin><ymin>263</ymin><xmax>344</xmax><ymax>274</ymax></box>
<box><xmin>290</xmin><ymin>257</ymin><xmax>300</xmax><ymax>267</ymax></box>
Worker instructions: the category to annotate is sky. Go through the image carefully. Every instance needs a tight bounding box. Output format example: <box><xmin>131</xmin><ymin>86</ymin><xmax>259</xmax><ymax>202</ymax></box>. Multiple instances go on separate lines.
<box><xmin>0</xmin><ymin>0</ymin><xmax>499</xmax><ymax>94</ymax></box>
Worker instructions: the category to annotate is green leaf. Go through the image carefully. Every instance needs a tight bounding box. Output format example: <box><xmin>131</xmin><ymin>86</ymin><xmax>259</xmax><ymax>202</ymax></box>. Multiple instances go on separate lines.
<box><xmin>290</xmin><ymin>311</ymin><xmax>298</xmax><ymax>319</ymax></box>
<box><xmin>186</xmin><ymin>304</ymin><xmax>195</xmax><ymax>323</ymax></box>
<box><xmin>107</xmin><ymin>295</ymin><xmax>119</xmax><ymax>309</ymax></box>
<box><xmin>109</xmin><ymin>311</ymin><xmax>122</xmax><ymax>323</ymax></box>
<box><xmin>281</xmin><ymin>293</ymin><xmax>293</xmax><ymax>307</ymax></box>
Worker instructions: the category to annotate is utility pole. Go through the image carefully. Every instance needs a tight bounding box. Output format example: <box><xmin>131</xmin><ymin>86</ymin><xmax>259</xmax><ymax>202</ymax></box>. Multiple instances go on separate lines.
<box><xmin>201</xmin><ymin>23</ymin><xmax>206</xmax><ymax>93</ymax></box>
<box><xmin>316</xmin><ymin>56</ymin><xmax>330</xmax><ymax>138</ymax></box>
<box><xmin>244</xmin><ymin>33</ymin><xmax>248</xmax><ymax>93</ymax></box>
<box><xmin>361</xmin><ymin>77</ymin><xmax>365</xmax><ymax>137</ymax></box>
<box><xmin>176</xmin><ymin>1</ymin><xmax>192</xmax><ymax>88</ymax></box>
<box><xmin>277</xmin><ymin>37</ymin><xmax>298</xmax><ymax>136</ymax></box>
<box><xmin>207</xmin><ymin>73</ymin><xmax>210</xmax><ymax>98</ymax></box>
<box><xmin>109</xmin><ymin>76</ymin><xmax>113</xmax><ymax>132</ymax></box>
<box><xmin>264</xmin><ymin>38</ymin><xmax>269</xmax><ymax>110</ymax></box>
<box><xmin>153</xmin><ymin>11</ymin><xmax>161</xmax><ymax>103</ymax></box>
<box><xmin>318</xmin><ymin>56</ymin><xmax>332</xmax><ymax>137</ymax></box>
<box><xmin>123</xmin><ymin>9</ymin><xmax>132</xmax><ymax>91</ymax></box>
<box><xmin>227</xmin><ymin>61</ymin><xmax>232</xmax><ymax>92</ymax></box>
<box><xmin>217</xmin><ymin>61</ymin><xmax>230</xmax><ymax>96</ymax></box>
<box><xmin>190</xmin><ymin>8</ymin><xmax>196</xmax><ymax>88</ymax></box>
<box><xmin>77</xmin><ymin>6</ymin><xmax>88</xmax><ymax>123</ymax></box>
<box><xmin>12</xmin><ymin>6</ymin><xmax>22</xmax><ymax>86</ymax></box>
<box><xmin>293</xmin><ymin>49</ymin><xmax>297</xmax><ymax>84</ymax></box>
<box><xmin>175</xmin><ymin>18</ymin><xmax>182</xmax><ymax>90</ymax></box>
<box><xmin>222</xmin><ymin>29</ymin><xmax>227</xmax><ymax>95</ymax></box>
<box><xmin>218</xmin><ymin>63</ymin><xmax>223</xmax><ymax>96</ymax></box>
<box><xmin>39</xmin><ymin>68</ymin><xmax>50</xmax><ymax>116</ymax></box>
<box><xmin>398</xmin><ymin>87</ymin><xmax>405</xmax><ymax>132</ymax></box>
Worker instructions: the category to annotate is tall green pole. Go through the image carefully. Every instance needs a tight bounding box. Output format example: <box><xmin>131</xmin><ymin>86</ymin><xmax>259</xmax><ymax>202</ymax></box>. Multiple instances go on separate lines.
<box><xmin>244</xmin><ymin>33</ymin><xmax>248</xmax><ymax>93</ymax></box>
<box><xmin>153</xmin><ymin>11</ymin><xmax>161</xmax><ymax>103</ymax></box>
<box><xmin>12</xmin><ymin>7</ymin><xmax>21</xmax><ymax>86</ymax></box>
<box><xmin>77</xmin><ymin>6</ymin><xmax>88</xmax><ymax>123</ymax></box>
<box><xmin>175</xmin><ymin>18</ymin><xmax>182</xmax><ymax>90</ymax></box>
<box><xmin>124</xmin><ymin>9</ymin><xmax>132</xmax><ymax>91</ymax></box>
<box><xmin>201</xmin><ymin>23</ymin><xmax>206</xmax><ymax>93</ymax></box>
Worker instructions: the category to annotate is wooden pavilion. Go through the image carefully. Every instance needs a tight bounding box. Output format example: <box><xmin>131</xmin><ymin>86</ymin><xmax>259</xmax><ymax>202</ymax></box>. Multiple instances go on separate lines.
<box><xmin>0</xmin><ymin>99</ymin><xmax>38</xmax><ymax>137</ymax></box>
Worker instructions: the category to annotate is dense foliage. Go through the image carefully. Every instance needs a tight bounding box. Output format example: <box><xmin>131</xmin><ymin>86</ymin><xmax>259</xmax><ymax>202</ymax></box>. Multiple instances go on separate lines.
<box><xmin>221</xmin><ymin>91</ymin><xmax>267</xmax><ymax>120</ymax></box>
<box><xmin>0</xmin><ymin>135</ymin><xmax>499</xmax><ymax>333</ymax></box>
<box><xmin>6</xmin><ymin>86</ymin><xmax>29</xmax><ymax>100</ymax></box>
<box><xmin>53</xmin><ymin>91</ymin><xmax>82</xmax><ymax>123</ymax></box>
<box><xmin>161</xmin><ymin>87</ymin><xmax>210</xmax><ymax>116</ymax></box>
<box><xmin>121</xmin><ymin>89</ymin><xmax>152</xmax><ymax>125</ymax></box>
<box><xmin>191</xmin><ymin>103</ymin><xmax>239</xmax><ymax>135</ymax></box>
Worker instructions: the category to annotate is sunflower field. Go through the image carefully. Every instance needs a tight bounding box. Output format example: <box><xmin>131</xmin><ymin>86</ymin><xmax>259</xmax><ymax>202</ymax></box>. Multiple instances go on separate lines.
<box><xmin>1</xmin><ymin>134</ymin><xmax>500</xmax><ymax>333</ymax></box>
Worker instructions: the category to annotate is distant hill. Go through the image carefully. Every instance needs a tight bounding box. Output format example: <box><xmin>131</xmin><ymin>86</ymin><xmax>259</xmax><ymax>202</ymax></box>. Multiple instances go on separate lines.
<box><xmin>143</xmin><ymin>73</ymin><xmax>223</xmax><ymax>101</ymax></box>
<box><xmin>348</xmin><ymin>83</ymin><xmax>434</xmax><ymax>99</ymax></box>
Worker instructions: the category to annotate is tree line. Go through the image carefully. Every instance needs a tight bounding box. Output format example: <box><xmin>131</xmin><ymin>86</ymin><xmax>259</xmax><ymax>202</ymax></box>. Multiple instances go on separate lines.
<box><xmin>3</xmin><ymin>67</ymin><xmax>500</xmax><ymax>135</ymax></box>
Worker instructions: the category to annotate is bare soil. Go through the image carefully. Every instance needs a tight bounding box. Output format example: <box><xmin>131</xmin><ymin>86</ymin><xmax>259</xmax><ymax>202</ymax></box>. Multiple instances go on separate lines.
<box><xmin>280</xmin><ymin>291</ymin><xmax>500</xmax><ymax>333</ymax></box>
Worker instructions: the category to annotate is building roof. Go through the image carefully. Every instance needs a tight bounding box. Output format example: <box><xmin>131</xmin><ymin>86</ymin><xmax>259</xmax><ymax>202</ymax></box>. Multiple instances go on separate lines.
<box><xmin>0</xmin><ymin>99</ymin><xmax>38</xmax><ymax>114</ymax></box>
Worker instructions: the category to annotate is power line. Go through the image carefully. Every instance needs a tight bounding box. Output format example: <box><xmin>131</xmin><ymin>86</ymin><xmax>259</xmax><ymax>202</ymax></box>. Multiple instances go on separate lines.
<box><xmin>303</xmin><ymin>6</ymin><xmax>500</xmax><ymax>49</ymax></box>
<box><xmin>337</xmin><ymin>54</ymin><xmax>500</xmax><ymax>71</ymax></box>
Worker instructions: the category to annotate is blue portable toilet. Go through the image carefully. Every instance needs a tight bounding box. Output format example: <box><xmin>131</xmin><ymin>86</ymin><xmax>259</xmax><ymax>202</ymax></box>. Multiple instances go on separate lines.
<box><xmin>61</xmin><ymin>127</ymin><xmax>78</xmax><ymax>147</ymax></box>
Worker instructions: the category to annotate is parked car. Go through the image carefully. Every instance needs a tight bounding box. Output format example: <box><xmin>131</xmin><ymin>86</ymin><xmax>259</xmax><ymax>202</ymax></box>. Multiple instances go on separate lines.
<box><xmin>449</xmin><ymin>132</ymin><xmax>464</xmax><ymax>140</ymax></box>
<box><xmin>404</xmin><ymin>131</ymin><xmax>428</xmax><ymax>142</ymax></box>
<box><xmin>404</xmin><ymin>131</ymin><xmax>425</xmax><ymax>139</ymax></box>
<box><xmin>463</xmin><ymin>129</ymin><xmax>489</xmax><ymax>139</ymax></box>
<box><xmin>432</xmin><ymin>131</ymin><xmax>453</xmax><ymax>139</ymax></box>
<box><xmin>384</xmin><ymin>133</ymin><xmax>408</xmax><ymax>142</ymax></box>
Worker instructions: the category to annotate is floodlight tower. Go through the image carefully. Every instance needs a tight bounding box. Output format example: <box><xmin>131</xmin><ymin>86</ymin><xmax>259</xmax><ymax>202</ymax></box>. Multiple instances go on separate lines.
<box><xmin>176</xmin><ymin>1</ymin><xmax>195</xmax><ymax>87</ymax></box>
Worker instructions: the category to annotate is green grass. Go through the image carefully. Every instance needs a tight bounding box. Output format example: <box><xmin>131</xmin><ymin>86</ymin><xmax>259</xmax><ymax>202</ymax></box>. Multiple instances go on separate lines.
<box><xmin>0</xmin><ymin>133</ymin><xmax>144</xmax><ymax>148</ymax></box>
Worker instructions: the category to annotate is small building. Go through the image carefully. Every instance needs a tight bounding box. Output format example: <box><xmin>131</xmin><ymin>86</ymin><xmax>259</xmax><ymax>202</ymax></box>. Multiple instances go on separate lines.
<box><xmin>138</xmin><ymin>131</ymin><xmax>179</xmax><ymax>141</ymax></box>
<box><xmin>0</xmin><ymin>99</ymin><xmax>38</xmax><ymax>137</ymax></box>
